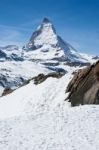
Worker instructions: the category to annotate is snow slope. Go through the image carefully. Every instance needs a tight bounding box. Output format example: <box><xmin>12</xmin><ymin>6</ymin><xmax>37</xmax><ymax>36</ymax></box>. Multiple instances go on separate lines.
<box><xmin>0</xmin><ymin>105</ymin><xmax>99</xmax><ymax>150</ymax></box>
<box><xmin>0</xmin><ymin>69</ymin><xmax>99</xmax><ymax>150</ymax></box>
<box><xmin>80</xmin><ymin>52</ymin><xmax>98</xmax><ymax>64</ymax></box>
<box><xmin>0</xmin><ymin>71</ymin><xmax>72</xmax><ymax>119</ymax></box>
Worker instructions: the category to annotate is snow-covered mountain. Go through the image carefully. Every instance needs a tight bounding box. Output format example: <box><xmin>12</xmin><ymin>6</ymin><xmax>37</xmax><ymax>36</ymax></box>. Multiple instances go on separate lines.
<box><xmin>0</xmin><ymin>18</ymin><xmax>98</xmax><ymax>96</ymax></box>
<box><xmin>0</xmin><ymin>18</ymin><xmax>98</xmax><ymax>64</ymax></box>
<box><xmin>23</xmin><ymin>18</ymin><xmax>89</xmax><ymax>63</ymax></box>
<box><xmin>0</xmin><ymin>17</ymin><xmax>99</xmax><ymax>150</ymax></box>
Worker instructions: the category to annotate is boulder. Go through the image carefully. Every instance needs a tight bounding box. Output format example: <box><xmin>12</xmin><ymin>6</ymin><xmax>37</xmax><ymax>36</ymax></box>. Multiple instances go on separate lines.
<box><xmin>66</xmin><ymin>61</ymin><xmax>99</xmax><ymax>106</ymax></box>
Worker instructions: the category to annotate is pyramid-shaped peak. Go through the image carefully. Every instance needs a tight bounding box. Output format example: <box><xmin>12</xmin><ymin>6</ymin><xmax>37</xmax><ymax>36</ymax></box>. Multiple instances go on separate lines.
<box><xmin>42</xmin><ymin>17</ymin><xmax>51</xmax><ymax>24</ymax></box>
<box><xmin>24</xmin><ymin>18</ymin><xmax>88</xmax><ymax>64</ymax></box>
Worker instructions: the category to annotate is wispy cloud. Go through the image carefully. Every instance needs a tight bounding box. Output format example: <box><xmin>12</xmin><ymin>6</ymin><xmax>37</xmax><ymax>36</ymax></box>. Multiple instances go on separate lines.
<box><xmin>0</xmin><ymin>18</ymin><xmax>42</xmax><ymax>46</ymax></box>
<box><xmin>0</xmin><ymin>24</ymin><xmax>31</xmax><ymax>46</ymax></box>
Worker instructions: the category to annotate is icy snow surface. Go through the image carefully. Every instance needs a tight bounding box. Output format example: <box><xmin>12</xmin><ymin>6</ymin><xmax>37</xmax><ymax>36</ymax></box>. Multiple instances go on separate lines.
<box><xmin>0</xmin><ymin>68</ymin><xmax>99</xmax><ymax>150</ymax></box>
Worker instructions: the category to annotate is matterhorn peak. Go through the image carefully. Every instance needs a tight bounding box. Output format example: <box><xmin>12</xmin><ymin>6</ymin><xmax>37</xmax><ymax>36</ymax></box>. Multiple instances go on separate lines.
<box><xmin>42</xmin><ymin>17</ymin><xmax>51</xmax><ymax>24</ymax></box>
<box><xmin>41</xmin><ymin>17</ymin><xmax>56</xmax><ymax>31</ymax></box>
<box><xmin>24</xmin><ymin>18</ymin><xmax>88</xmax><ymax>64</ymax></box>
<box><xmin>26</xmin><ymin>17</ymin><xmax>57</xmax><ymax>50</ymax></box>
<box><xmin>41</xmin><ymin>17</ymin><xmax>56</xmax><ymax>34</ymax></box>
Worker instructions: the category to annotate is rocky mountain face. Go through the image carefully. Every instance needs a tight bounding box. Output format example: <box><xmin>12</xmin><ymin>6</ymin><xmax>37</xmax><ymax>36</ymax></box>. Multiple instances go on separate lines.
<box><xmin>23</xmin><ymin>18</ymin><xmax>89</xmax><ymax>64</ymax></box>
<box><xmin>66</xmin><ymin>60</ymin><xmax>99</xmax><ymax>106</ymax></box>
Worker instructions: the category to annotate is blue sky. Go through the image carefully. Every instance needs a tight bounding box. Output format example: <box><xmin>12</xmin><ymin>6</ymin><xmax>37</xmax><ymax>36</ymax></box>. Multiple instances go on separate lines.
<box><xmin>0</xmin><ymin>0</ymin><xmax>99</xmax><ymax>55</ymax></box>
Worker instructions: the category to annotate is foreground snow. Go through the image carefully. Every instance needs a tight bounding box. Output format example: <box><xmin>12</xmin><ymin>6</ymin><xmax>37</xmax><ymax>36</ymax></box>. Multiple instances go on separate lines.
<box><xmin>0</xmin><ymin>105</ymin><xmax>99</xmax><ymax>150</ymax></box>
<box><xmin>0</xmin><ymin>74</ymin><xmax>71</xmax><ymax>120</ymax></box>
<box><xmin>0</xmin><ymin>71</ymin><xmax>99</xmax><ymax>150</ymax></box>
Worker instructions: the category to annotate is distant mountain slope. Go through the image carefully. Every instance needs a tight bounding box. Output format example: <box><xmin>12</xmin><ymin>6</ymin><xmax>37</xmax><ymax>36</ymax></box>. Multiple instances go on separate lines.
<box><xmin>0</xmin><ymin>45</ymin><xmax>23</xmax><ymax>61</ymax></box>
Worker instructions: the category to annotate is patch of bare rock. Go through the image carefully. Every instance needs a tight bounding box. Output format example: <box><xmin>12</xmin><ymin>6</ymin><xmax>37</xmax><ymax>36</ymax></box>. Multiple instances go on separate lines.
<box><xmin>66</xmin><ymin>60</ymin><xmax>99</xmax><ymax>106</ymax></box>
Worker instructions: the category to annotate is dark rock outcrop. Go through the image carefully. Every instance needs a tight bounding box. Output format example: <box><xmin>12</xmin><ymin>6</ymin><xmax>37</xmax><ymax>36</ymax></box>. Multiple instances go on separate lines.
<box><xmin>66</xmin><ymin>61</ymin><xmax>99</xmax><ymax>106</ymax></box>
<box><xmin>33</xmin><ymin>72</ymin><xmax>65</xmax><ymax>85</ymax></box>
<box><xmin>2</xmin><ymin>87</ymin><xmax>14</xmax><ymax>96</ymax></box>
<box><xmin>0</xmin><ymin>50</ymin><xmax>7</xmax><ymax>58</ymax></box>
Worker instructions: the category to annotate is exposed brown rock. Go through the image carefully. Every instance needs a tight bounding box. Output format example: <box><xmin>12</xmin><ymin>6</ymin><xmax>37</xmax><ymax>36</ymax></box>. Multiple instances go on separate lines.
<box><xmin>2</xmin><ymin>87</ymin><xmax>14</xmax><ymax>96</ymax></box>
<box><xmin>66</xmin><ymin>60</ymin><xmax>99</xmax><ymax>106</ymax></box>
<box><xmin>33</xmin><ymin>72</ymin><xmax>65</xmax><ymax>85</ymax></box>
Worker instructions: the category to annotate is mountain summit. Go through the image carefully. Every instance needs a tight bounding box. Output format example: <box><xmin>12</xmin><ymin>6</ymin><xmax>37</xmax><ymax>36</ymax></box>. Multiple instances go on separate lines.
<box><xmin>24</xmin><ymin>18</ymin><xmax>88</xmax><ymax>63</ymax></box>
<box><xmin>26</xmin><ymin>17</ymin><xmax>57</xmax><ymax>50</ymax></box>
<box><xmin>42</xmin><ymin>17</ymin><xmax>51</xmax><ymax>23</ymax></box>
